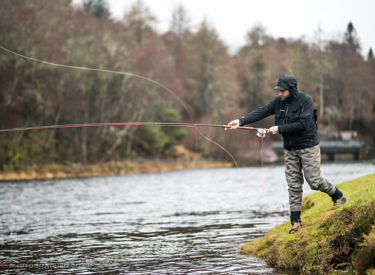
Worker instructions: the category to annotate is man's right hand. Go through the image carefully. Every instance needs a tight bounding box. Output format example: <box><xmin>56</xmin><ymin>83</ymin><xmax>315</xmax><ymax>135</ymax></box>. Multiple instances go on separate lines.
<box><xmin>226</xmin><ymin>119</ymin><xmax>240</xmax><ymax>131</ymax></box>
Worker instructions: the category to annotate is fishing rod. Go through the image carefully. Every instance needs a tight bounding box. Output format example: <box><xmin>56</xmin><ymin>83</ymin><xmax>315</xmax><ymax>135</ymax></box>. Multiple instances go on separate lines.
<box><xmin>0</xmin><ymin>122</ymin><xmax>268</xmax><ymax>137</ymax></box>
<box><xmin>0</xmin><ymin>46</ymin><xmax>267</xmax><ymax>135</ymax></box>
<box><xmin>0</xmin><ymin>46</ymin><xmax>267</xmax><ymax>167</ymax></box>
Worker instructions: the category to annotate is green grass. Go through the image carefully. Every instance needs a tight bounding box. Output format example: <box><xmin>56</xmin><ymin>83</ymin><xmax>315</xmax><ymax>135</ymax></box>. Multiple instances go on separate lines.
<box><xmin>240</xmin><ymin>173</ymin><xmax>375</xmax><ymax>274</ymax></box>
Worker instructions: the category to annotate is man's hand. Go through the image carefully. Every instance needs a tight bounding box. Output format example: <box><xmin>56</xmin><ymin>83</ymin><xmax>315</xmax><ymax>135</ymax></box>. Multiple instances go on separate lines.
<box><xmin>268</xmin><ymin>126</ymin><xmax>279</xmax><ymax>135</ymax></box>
<box><xmin>225</xmin><ymin>119</ymin><xmax>239</xmax><ymax>131</ymax></box>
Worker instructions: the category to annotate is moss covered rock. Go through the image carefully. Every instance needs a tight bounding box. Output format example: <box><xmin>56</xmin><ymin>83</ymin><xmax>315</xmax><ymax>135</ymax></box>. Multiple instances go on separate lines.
<box><xmin>240</xmin><ymin>173</ymin><xmax>375</xmax><ymax>274</ymax></box>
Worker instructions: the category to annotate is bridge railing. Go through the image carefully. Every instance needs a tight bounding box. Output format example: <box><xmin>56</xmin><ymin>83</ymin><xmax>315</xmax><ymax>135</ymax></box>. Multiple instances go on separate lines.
<box><xmin>273</xmin><ymin>140</ymin><xmax>361</xmax><ymax>161</ymax></box>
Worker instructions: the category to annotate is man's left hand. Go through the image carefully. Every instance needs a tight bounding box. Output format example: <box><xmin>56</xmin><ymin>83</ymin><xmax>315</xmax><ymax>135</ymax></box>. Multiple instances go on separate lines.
<box><xmin>268</xmin><ymin>126</ymin><xmax>279</xmax><ymax>135</ymax></box>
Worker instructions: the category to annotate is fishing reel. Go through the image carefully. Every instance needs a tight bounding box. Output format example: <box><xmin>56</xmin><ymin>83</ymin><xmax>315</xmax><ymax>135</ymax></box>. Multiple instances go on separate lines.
<box><xmin>256</xmin><ymin>128</ymin><xmax>267</xmax><ymax>138</ymax></box>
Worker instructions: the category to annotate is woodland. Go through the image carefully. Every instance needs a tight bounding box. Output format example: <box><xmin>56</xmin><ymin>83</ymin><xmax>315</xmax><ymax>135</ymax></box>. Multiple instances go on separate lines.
<box><xmin>1</xmin><ymin>0</ymin><xmax>374</xmax><ymax>169</ymax></box>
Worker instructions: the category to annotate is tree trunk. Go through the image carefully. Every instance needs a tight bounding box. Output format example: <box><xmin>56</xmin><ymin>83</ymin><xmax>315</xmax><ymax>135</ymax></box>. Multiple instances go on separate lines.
<box><xmin>81</xmin><ymin>109</ymin><xmax>89</xmax><ymax>163</ymax></box>
<box><xmin>104</xmin><ymin>109</ymin><xmax>144</xmax><ymax>161</ymax></box>
<box><xmin>45</xmin><ymin>107</ymin><xmax>62</xmax><ymax>150</ymax></box>
<box><xmin>319</xmin><ymin>73</ymin><xmax>324</xmax><ymax>118</ymax></box>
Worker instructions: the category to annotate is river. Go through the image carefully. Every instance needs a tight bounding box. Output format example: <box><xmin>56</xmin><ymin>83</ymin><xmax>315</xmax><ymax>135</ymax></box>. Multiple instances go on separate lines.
<box><xmin>0</xmin><ymin>162</ymin><xmax>374</xmax><ymax>274</ymax></box>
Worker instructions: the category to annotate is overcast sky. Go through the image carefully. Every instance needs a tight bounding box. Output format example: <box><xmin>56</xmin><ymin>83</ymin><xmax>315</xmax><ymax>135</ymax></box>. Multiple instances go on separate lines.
<box><xmin>73</xmin><ymin>0</ymin><xmax>375</xmax><ymax>56</ymax></box>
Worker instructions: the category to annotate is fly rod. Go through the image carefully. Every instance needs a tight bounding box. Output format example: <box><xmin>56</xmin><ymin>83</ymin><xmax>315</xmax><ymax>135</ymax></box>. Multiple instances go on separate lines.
<box><xmin>0</xmin><ymin>122</ymin><xmax>268</xmax><ymax>137</ymax></box>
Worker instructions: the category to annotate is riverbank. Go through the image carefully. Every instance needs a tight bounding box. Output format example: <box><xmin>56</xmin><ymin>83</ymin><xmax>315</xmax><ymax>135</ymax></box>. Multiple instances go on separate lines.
<box><xmin>0</xmin><ymin>159</ymin><xmax>232</xmax><ymax>182</ymax></box>
<box><xmin>240</xmin><ymin>173</ymin><xmax>375</xmax><ymax>273</ymax></box>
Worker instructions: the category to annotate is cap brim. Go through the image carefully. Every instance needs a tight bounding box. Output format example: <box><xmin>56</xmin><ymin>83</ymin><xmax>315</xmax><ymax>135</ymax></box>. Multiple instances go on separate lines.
<box><xmin>273</xmin><ymin>85</ymin><xmax>285</xmax><ymax>91</ymax></box>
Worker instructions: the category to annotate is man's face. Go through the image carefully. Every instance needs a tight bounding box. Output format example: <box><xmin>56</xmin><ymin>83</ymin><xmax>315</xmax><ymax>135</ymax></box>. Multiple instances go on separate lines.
<box><xmin>279</xmin><ymin>89</ymin><xmax>290</xmax><ymax>100</ymax></box>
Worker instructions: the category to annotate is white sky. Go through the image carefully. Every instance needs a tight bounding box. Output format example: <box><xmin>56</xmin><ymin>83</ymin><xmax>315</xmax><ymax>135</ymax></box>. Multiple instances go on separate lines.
<box><xmin>73</xmin><ymin>0</ymin><xmax>375</xmax><ymax>56</ymax></box>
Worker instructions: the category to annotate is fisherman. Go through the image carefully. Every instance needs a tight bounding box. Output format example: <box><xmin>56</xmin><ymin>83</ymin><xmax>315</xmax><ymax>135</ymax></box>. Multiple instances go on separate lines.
<box><xmin>227</xmin><ymin>75</ymin><xmax>346</xmax><ymax>234</ymax></box>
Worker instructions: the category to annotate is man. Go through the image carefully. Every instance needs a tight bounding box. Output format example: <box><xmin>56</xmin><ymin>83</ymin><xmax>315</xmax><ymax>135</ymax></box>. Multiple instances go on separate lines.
<box><xmin>227</xmin><ymin>75</ymin><xmax>346</xmax><ymax>234</ymax></box>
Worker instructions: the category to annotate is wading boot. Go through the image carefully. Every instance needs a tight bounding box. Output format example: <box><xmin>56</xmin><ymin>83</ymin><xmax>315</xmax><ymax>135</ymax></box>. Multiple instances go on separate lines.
<box><xmin>289</xmin><ymin>221</ymin><xmax>302</xmax><ymax>234</ymax></box>
<box><xmin>332</xmin><ymin>196</ymin><xmax>346</xmax><ymax>210</ymax></box>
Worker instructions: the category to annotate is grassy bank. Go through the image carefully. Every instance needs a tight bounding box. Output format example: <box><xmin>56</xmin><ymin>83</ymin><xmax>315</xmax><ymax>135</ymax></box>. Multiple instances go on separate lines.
<box><xmin>0</xmin><ymin>159</ymin><xmax>232</xmax><ymax>181</ymax></box>
<box><xmin>240</xmin><ymin>173</ymin><xmax>375</xmax><ymax>274</ymax></box>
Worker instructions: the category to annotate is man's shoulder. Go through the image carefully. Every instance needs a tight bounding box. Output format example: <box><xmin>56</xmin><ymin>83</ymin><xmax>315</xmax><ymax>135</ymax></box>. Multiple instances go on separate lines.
<box><xmin>270</xmin><ymin>96</ymin><xmax>281</xmax><ymax>104</ymax></box>
<box><xmin>296</xmin><ymin>91</ymin><xmax>313</xmax><ymax>102</ymax></box>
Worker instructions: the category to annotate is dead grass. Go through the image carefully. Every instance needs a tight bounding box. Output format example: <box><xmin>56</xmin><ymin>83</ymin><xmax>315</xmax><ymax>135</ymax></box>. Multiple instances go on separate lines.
<box><xmin>0</xmin><ymin>159</ymin><xmax>232</xmax><ymax>181</ymax></box>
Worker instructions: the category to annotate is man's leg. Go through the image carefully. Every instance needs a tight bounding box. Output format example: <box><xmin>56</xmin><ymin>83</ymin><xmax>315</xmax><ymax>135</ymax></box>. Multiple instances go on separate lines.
<box><xmin>299</xmin><ymin>144</ymin><xmax>345</xmax><ymax>207</ymax></box>
<box><xmin>285</xmin><ymin>149</ymin><xmax>304</xmax><ymax>226</ymax></box>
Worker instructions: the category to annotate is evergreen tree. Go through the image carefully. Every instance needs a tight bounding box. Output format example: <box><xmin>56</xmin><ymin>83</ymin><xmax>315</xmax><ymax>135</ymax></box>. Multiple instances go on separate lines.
<box><xmin>368</xmin><ymin>48</ymin><xmax>374</xmax><ymax>60</ymax></box>
<box><xmin>83</xmin><ymin>0</ymin><xmax>109</xmax><ymax>19</ymax></box>
<box><xmin>344</xmin><ymin>21</ymin><xmax>361</xmax><ymax>53</ymax></box>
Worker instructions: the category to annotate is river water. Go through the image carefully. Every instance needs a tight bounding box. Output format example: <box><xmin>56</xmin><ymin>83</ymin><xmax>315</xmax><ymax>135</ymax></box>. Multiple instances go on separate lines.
<box><xmin>0</xmin><ymin>162</ymin><xmax>374</xmax><ymax>274</ymax></box>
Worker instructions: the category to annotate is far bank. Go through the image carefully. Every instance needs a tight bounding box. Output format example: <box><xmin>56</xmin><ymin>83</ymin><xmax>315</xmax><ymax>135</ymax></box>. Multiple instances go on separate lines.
<box><xmin>0</xmin><ymin>159</ymin><xmax>232</xmax><ymax>182</ymax></box>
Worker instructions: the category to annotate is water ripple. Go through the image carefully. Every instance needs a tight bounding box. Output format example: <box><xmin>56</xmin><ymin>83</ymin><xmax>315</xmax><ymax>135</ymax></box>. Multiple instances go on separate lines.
<box><xmin>0</xmin><ymin>162</ymin><xmax>373</xmax><ymax>274</ymax></box>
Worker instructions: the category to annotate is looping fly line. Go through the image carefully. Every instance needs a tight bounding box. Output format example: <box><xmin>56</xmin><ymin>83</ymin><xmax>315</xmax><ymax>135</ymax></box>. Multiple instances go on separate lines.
<box><xmin>0</xmin><ymin>46</ymin><xmax>268</xmax><ymax>167</ymax></box>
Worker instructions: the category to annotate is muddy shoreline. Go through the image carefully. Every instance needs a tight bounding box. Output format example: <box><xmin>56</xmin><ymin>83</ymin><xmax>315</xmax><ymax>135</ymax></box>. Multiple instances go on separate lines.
<box><xmin>0</xmin><ymin>159</ymin><xmax>232</xmax><ymax>182</ymax></box>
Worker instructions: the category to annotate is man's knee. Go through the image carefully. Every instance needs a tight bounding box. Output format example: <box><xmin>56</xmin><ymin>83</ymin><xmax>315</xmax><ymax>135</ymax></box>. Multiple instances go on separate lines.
<box><xmin>305</xmin><ymin>175</ymin><xmax>322</xmax><ymax>190</ymax></box>
<box><xmin>285</xmin><ymin>168</ymin><xmax>303</xmax><ymax>185</ymax></box>
<box><xmin>288</xmin><ymin>185</ymin><xmax>303</xmax><ymax>196</ymax></box>
<box><xmin>306</xmin><ymin>175</ymin><xmax>335</xmax><ymax>195</ymax></box>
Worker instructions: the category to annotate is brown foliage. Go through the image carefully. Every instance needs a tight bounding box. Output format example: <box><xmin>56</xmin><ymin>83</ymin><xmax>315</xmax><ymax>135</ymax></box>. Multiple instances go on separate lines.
<box><xmin>0</xmin><ymin>1</ymin><xmax>374</xmax><ymax>168</ymax></box>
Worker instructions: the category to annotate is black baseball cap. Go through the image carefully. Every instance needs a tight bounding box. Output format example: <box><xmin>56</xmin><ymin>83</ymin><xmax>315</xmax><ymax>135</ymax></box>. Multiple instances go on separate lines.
<box><xmin>273</xmin><ymin>75</ymin><xmax>297</xmax><ymax>91</ymax></box>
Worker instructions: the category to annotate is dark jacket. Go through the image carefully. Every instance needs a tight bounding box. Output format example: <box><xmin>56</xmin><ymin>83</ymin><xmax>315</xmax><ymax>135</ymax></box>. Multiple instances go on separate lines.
<box><xmin>238</xmin><ymin>76</ymin><xmax>319</xmax><ymax>150</ymax></box>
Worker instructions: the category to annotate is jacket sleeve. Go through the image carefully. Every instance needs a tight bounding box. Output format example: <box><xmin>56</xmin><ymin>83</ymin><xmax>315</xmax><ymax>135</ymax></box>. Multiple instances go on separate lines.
<box><xmin>238</xmin><ymin>98</ymin><xmax>277</xmax><ymax>126</ymax></box>
<box><xmin>278</xmin><ymin>97</ymin><xmax>313</xmax><ymax>134</ymax></box>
